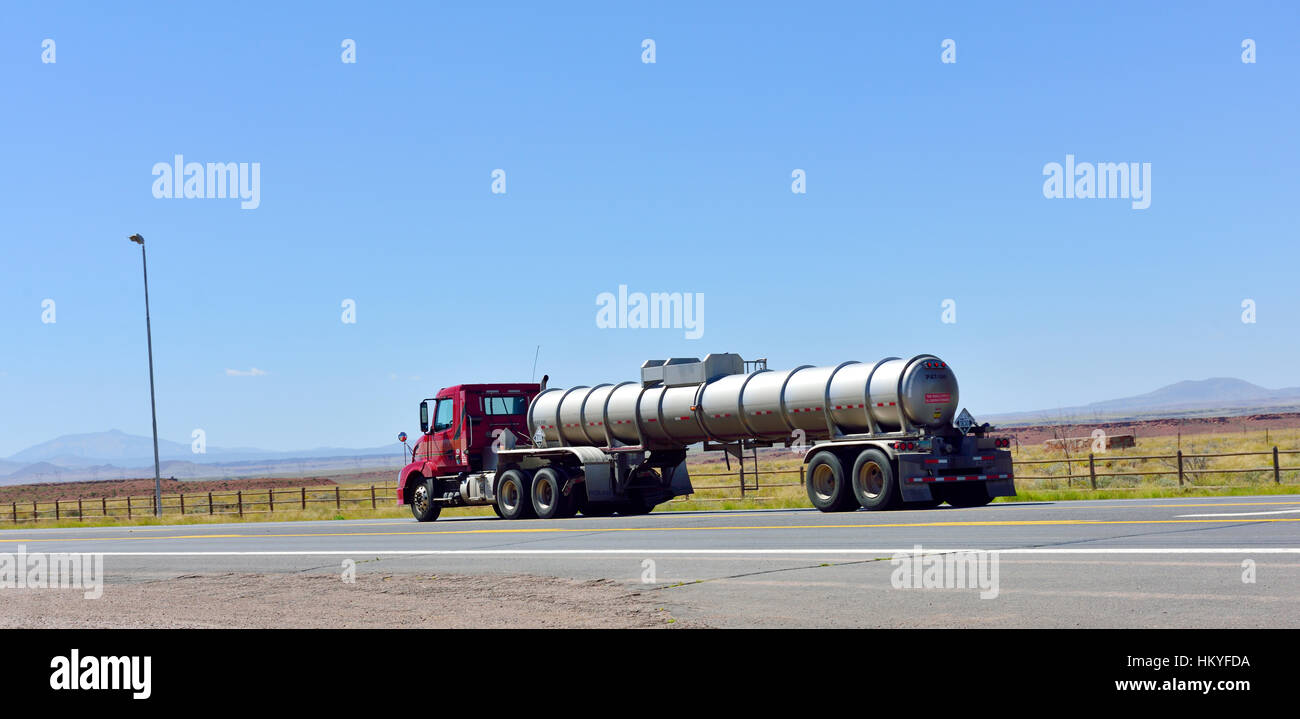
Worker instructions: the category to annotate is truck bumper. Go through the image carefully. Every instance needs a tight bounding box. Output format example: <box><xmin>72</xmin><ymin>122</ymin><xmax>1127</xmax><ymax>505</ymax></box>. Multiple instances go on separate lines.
<box><xmin>897</xmin><ymin>450</ymin><xmax>1015</xmax><ymax>502</ymax></box>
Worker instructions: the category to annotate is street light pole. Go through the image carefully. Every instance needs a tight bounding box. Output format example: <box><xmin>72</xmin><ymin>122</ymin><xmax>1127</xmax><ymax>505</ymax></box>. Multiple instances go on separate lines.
<box><xmin>129</xmin><ymin>234</ymin><xmax>162</xmax><ymax>517</ymax></box>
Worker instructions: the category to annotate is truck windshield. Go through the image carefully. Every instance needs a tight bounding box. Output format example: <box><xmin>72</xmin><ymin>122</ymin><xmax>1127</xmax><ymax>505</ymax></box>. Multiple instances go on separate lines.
<box><xmin>482</xmin><ymin>396</ymin><xmax>526</xmax><ymax>415</ymax></box>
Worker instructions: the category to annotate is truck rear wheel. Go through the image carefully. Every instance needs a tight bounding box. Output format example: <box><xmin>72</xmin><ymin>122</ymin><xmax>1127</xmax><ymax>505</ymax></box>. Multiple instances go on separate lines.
<box><xmin>806</xmin><ymin>452</ymin><xmax>857</xmax><ymax>512</ymax></box>
<box><xmin>850</xmin><ymin>449</ymin><xmax>899</xmax><ymax>511</ymax></box>
<box><xmin>496</xmin><ymin>469</ymin><xmax>535</xmax><ymax>520</ymax></box>
<box><xmin>531</xmin><ymin>468</ymin><xmax>573</xmax><ymax>519</ymax></box>
<box><xmin>410</xmin><ymin>479</ymin><xmax>441</xmax><ymax>522</ymax></box>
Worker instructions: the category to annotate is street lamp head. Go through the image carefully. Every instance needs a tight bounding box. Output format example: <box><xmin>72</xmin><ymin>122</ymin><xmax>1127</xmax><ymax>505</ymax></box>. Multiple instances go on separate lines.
<box><xmin>128</xmin><ymin>234</ymin><xmax>144</xmax><ymax>244</ymax></box>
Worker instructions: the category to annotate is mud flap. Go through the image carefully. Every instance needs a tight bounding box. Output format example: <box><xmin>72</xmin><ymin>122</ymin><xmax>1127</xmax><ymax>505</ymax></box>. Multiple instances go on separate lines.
<box><xmin>666</xmin><ymin>462</ymin><xmax>693</xmax><ymax>498</ymax></box>
<box><xmin>900</xmin><ymin>482</ymin><xmax>934</xmax><ymax>503</ymax></box>
<box><xmin>582</xmin><ymin>461</ymin><xmax>615</xmax><ymax>502</ymax></box>
<box><xmin>985</xmin><ymin>478</ymin><xmax>1016</xmax><ymax>498</ymax></box>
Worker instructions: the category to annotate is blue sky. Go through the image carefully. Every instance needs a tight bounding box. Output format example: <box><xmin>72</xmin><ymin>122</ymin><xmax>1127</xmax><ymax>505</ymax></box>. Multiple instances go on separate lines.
<box><xmin>1</xmin><ymin>1</ymin><xmax>1297</xmax><ymax>457</ymax></box>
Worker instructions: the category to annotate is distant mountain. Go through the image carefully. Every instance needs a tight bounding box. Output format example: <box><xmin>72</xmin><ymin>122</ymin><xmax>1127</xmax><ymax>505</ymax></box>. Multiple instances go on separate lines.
<box><xmin>9</xmin><ymin>429</ymin><xmax>191</xmax><ymax>465</ymax></box>
<box><xmin>5</xmin><ymin>429</ymin><xmax>400</xmax><ymax>470</ymax></box>
<box><xmin>989</xmin><ymin>378</ymin><xmax>1300</xmax><ymax>424</ymax></box>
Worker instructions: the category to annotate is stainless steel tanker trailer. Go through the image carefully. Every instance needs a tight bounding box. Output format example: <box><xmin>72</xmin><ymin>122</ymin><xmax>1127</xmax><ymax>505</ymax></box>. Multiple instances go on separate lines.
<box><xmin>397</xmin><ymin>353</ymin><xmax>1015</xmax><ymax>522</ymax></box>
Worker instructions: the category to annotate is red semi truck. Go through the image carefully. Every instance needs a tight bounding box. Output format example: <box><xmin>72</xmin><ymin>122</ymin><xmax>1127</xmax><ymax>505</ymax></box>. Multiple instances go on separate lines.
<box><xmin>397</xmin><ymin>354</ymin><xmax>1015</xmax><ymax>522</ymax></box>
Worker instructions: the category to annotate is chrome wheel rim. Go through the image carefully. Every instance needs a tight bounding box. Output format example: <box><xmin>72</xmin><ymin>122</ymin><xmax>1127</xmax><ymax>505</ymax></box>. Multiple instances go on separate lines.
<box><xmin>500</xmin><ymin>480</ymin><xmax>520</xmax><ymax>513</ymax></box>
<box><xmin>412</xmin><ymin>484</ymin><xmax>429</xmax><ymax>515</ymax></box>
<box><xmin>812</xmin><ymin>464</ymin><xmax>836</xmax><ymax>502</ymax></box>
<box><xmin>535</xmin><ymin>478</ymin><xmax>554</xmax><ymax>513</ymax></box>
<box><xmin>857</xmin><ymin>462</ymin><xmax>884</xmax><ymax>499</ymax></box>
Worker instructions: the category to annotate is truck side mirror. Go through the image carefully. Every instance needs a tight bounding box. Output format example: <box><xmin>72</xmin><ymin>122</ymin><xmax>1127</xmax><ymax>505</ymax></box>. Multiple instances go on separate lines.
<box><xmin>419</xmin><ymin>401</ymin><xmax>429</xmax><ymax>434</ymax></box>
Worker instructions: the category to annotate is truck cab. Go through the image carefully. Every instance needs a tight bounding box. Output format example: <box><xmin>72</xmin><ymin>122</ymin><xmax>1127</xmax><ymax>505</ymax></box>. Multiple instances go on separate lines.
<box><xmin>397</xmin><ymin>383</ymin><xmax>539</xmax><ymax>509</ymax></box>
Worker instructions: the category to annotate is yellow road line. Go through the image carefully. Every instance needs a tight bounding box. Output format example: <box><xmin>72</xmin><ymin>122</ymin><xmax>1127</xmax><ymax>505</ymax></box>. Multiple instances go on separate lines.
<box><xmin>2</xmin><ymin>517</ymin><xmax>1300</xmax><ymax>543</ymax></box>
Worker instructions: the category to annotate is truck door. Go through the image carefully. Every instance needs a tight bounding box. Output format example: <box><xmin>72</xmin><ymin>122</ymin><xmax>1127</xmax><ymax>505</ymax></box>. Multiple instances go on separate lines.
<box><xmin>427</xmin><ymin>396</ymin><xmax>462</xmax><ymax>474</ymax></box>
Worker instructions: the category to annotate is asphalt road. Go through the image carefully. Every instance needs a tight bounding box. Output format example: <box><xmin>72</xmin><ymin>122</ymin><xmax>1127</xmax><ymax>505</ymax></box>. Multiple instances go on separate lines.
<box><xmin>4</xmin><ymin>495</ymin><xmax>1300</xmax><ymax>627</ymax></box>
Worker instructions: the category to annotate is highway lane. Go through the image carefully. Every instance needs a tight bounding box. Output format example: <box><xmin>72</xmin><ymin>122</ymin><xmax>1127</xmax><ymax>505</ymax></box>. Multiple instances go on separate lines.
<box><xmin>4</xmin><ymin>496</ymin><xmax>1300</xmax><ymax>627</ymax></box>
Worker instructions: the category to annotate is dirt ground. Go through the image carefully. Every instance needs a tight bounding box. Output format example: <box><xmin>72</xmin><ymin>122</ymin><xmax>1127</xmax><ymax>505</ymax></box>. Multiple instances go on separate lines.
<box><xmin>0</xmin><ymin>572</ymin><xmax>685</xmax><ymax>629</ymax></box>
<box><xmin>998</xmin><ymin>412</ymin><xmax>1300</xmax><ymax>446</ymax></box>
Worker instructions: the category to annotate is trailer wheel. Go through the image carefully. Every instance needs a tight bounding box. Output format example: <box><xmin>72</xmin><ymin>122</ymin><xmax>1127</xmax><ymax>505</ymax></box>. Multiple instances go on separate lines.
<box><xmin>944</xmin><ymin>485</ymin><xmax>994</xmax><ymax>508</ymax></box>
<box><xmin>806</xmin><ymin>452</ymin><xmax>857</xmax><ymax>512</ymax></box>
<box><xmin>850</xmin><ymin>449</ymin><xmax>899</xmax><ymax>511</ymax></box>
<box><xmin>410</xmin><ymin>478</ymin><xmax>441</xmax><ymax>522</ymax></box>
<box><xmin>496</xmin><ymin>469</ymin><xmax>535</xmax><ymax>520</ymax></box>
<box><xmin>530</xmin><ymin>468</ymin><xmax>573</xmax><ymax>519</ymax></box>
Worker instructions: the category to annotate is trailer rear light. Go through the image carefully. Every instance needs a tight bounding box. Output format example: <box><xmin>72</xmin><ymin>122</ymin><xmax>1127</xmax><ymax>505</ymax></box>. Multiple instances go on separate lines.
<box><xmin>891</xmin><ymin>441</ymin><xmax>918</xmax><ymax>451</ymax></box>
<box><xmin>993</xmin><ymin>438</ymin><xmax>1010</xmax><ymax>448</ymax></box>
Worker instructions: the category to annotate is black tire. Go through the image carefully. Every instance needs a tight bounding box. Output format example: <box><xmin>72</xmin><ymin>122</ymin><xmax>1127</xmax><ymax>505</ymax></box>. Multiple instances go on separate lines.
<box><xmin>492</xmin><ymin>502</ymin><xmax>504</xmax><ymax>518</ymax></box>
<box><xmin>409</xmin><ymin>478</ymin><xmax>442</xmax><ymax>522</ymax></box>
<box><xmin>496</xmin><ymin>469</ymin><xmax>535</xmax><ymax>520</ymax></box>
<box><xmin>944</xmin><ymin>484</ymin><xmax>995</xmax><ymax>508</ymax></box>
<box><xmin>619</xmin><ymin>491</ymin><xmax>656</xmax><ymax>516</ymax></box>
<box><xmin>850</xmin><ymin>449</ymin><xmax>899</xmax><ymax>511</ymax></box>
<box><xmin>805</xmin><ymin>451</ymin><xmax>857</xmax><ymax>512</ymax></box>
<box><xmin>531</xmin><ymin>467</ymin><xmax>573</xmax><ymax>519</ymax></box>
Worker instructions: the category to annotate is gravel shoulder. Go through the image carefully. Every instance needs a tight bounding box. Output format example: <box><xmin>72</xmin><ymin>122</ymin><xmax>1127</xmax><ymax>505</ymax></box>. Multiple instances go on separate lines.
<box><xmin>0</xmin><ymin>572</ymin><xmax>688</xmax><ymax>629</ymax></box>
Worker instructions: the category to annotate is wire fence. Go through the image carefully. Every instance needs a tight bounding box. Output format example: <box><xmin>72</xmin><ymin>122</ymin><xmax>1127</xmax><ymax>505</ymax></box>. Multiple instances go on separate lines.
<box><xmin>4</xmin><ymin>447</ymin><xmax>1299</xmax><ymax>522</ymax></box>
<box><xmin>2</xmin><ymin>485</ymin><xmax>390</xmax><ymax>524</ymax></box>
<box><xmin>669</xmin><ymin>446</ymin><xmax>1300</xmax><ymax>500</ymax></box>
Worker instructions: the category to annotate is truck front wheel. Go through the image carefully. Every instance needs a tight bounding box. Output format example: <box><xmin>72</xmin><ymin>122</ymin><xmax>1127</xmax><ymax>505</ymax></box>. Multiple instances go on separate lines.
<box><xmin>410</xmin><ymin>479</ymin><xmax>442</xmax><ymax>522</ymax></box>
<box><xmin>806</xmin><ymin>452</ymin><xmax>857</xmax><ymax>512</ymax></box>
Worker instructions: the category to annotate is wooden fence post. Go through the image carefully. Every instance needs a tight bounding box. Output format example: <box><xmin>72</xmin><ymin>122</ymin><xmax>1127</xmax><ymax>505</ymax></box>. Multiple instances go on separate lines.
<box><xmin>78</xmin><ymin>497</ymin><xmax>83</xmax><ymax>521</ymax></box>
<box><xmin>180</xmin><ymin>493</ymin><xmax>186</xmax><ymax>515</ymax></box>
<box><xmin>237</xmin><ymin>491</ymin><xmax>243</xmax><ymax>517</ymax></box>
<box><xmin>1177</xmin><ymin>450</ymin><xmax>1184</xmax><ymax>486</ymax></box>
<box><xmin>126</xmin><ymin>496</ymin><xmax>132</xmax><ymax>519</ymax></box>
<box><xmin>55</xmin><ymin>499</ymin><xmax>60</xmax><ymax>521</ymax></box>
<box><xmin>14</xmin><ymin>501</ymin><xmax>19</xmax><ymax>523</ymax></box>
<box><xmin>371</xmin><ymin>485</ymin><xmax>376</xmax><ymax>509</ymax></box>
<box><xmin>335</xmin><ymin>486</ymin><xmax>341</xmax><ymax>509</ymax></box>
<box><xmin>101</xmin><ymin>497</ymin><xmax>107</xmax><ymax>519</ymax></box>
<box><xmin>1088</xmin><ymin>454</ymin><xmax>1096</xmax><ymax>490</ymax></box>
<box><xmin>1275</xmin><ymin>447</ymin><xmax>1281</xmax><ymax>484</ymax></box>
<box><xmin>269</xmin><ymin>488</ymin><xmax>275</xmax><ymax>513</ymax></box>
<box><xmin>208</xmin><ymin>491</ymin><xmax>214</xmax><ymax>515</ymax></box>
<box><xmin>33</xmin><ymin>501</ymin><xmax>38</xmax><ymax>521</ymax></box>
<box><xmin>301</xmin><ymin>487</ymin><xmax>306</xmax><ymax>510</ymax></box>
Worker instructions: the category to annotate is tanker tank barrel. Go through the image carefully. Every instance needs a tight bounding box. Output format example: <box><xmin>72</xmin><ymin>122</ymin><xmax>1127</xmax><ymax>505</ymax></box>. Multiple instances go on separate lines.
<box><xmin>527</xmin><ymin>353</ymin><xmax>960</xmax><ymax>450</ymax></box>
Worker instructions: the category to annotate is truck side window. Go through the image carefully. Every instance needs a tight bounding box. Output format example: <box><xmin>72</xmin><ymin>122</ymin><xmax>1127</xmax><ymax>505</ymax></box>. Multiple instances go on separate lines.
<box><xmin>483</xmin><ymin>396</ymin><xmax>526</xmax><ymax>415</ymax></box>
<box><xmin>432</xmin><ymin>399</ymin><xmax>455</xmax><ymax>433</ymax></box>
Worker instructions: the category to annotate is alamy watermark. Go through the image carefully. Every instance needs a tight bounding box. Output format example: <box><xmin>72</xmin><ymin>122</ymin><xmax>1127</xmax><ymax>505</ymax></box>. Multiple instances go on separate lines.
<box><xmin>890</xmin><ymin>545</ymin><xmax>1000</xmax><ymax>599</ymax></box>
<box><xmin>0</xmin><ymin>545</ymin><xmax>103</xmax><ymax>599</ymax></box>
<box><xmin>596</xmin><ymin>284</ymin><xmax>704</xmax><ymax>339</ymax></box>
<box><xmin>1042</xmin><ymin>154</ymin><xmax>1151</xmax><ymax>210</ymax></box>
<box><xmin>152</xmin><ymin>154</ymin><xmax>261</xmax><ymax>209</ymax></box>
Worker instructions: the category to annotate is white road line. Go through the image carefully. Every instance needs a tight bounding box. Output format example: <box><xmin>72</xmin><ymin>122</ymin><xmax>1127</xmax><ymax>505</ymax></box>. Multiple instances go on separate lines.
<box><xmin>1178</xmin><ymin>509</ymin><xmax>1300</xmax><ymax>518</ymax></box>
<box><xmin>75</xmin><ymin>548</ymin><xmax>1300</xmax><ymax>556</ymax></box>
